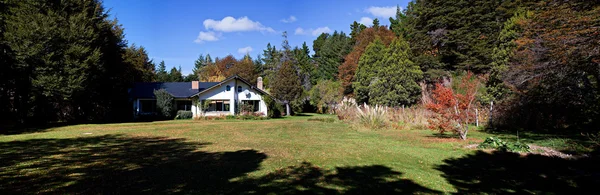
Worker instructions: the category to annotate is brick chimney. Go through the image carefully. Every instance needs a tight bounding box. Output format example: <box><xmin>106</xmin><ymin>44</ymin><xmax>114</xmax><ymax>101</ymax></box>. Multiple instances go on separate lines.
<box><xmin>192</xmin><ymin>81</ymin><xmax>199</xmax><ymax>90</ymax></box>
<box><xmin>257</xmin><ymin>77</ymin><xmax>263</xmax><ymax>90</ymax></box>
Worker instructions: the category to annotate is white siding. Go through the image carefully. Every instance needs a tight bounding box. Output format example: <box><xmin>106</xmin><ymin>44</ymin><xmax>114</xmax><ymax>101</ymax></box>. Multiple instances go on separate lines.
<box><xmin>192</xmin><ymin>78</ymin><xmax>268</xmax><ymax>117</ymax></box>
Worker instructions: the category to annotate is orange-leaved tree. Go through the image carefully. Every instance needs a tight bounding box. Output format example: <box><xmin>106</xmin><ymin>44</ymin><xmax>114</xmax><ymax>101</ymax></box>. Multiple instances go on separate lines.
<box><xmin>426</xmin><ymin>72</ymin><xmax>479</xmax><ymax>140</ymax></box>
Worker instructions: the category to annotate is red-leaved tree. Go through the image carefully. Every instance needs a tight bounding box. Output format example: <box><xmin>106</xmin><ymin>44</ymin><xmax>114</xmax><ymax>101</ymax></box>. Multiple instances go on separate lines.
<box><xmin>426</xmin><ymin>72</ymin><xmax>479</xmax><ymax>140</ymax></box>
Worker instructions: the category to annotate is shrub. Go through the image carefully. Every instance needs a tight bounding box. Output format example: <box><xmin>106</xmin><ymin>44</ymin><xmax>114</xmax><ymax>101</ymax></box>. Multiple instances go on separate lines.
<box><xmin>356</xmin><ymin>104</ymin><xmax>388</xmax><ymax>129</ymax></box>
<box><xmin>426</xmin><ymin>72</ymin><xmax>480</xmax><ymax>140</ymax></box>
<box><xmin>175</xmin><ymin>110</ymin><xmax>193</xmax><ymax>119</ymax></box>
<box><xmin>263</xmin><ymin>95</ymin><xmax>283</xmax><ymax>118</ymax></box>
<box><xmin>478</xmin><ymin>137</ymin><xmax>531</xmax><ymax>153</ymax></box>
<box><xmin>154</xmin><ymin>89</ymin><xmax>174</xmax><ymax>119</ymax></box>
<box><xmin>225</xmin><ymin>115</ymin><xmax>236</xmax><ymax>120</ymax></box>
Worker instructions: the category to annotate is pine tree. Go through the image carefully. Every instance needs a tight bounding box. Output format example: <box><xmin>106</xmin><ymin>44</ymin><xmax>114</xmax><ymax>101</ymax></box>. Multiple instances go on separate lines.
<box><xmin>191</xmin><ymin>54</ymin><xmax>206</xmax><ymax>80</ymax></box>
<box><xmin>372</xmin><ymin>18</ymin><xmax>380</xmax><ymax>28</ymax></box>
<box><xmin>156</xmin><ymin>60</ymin><xmax>168</xmax><ymax>82</ymax></box>
<box><xmin>314</xmin><ymin>31</ymin><xmax>352</xmax><ymax>81</ymax></box>
<box><xmin>271</xmin><ymin>61</ymin><xmax>303</xmax><ymax>116</ymax></box>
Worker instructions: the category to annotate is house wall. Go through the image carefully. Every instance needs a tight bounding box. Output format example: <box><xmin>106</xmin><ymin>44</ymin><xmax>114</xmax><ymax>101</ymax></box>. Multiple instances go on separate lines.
<box><xmin>191</xmin><ymin>78</ymin><xmax>268</xmax><ymax>117</ymax></box>
<box><xmin>236</xmin><ymin>81</ymin><xmax>268</xmax><ymax>115</ymax></box>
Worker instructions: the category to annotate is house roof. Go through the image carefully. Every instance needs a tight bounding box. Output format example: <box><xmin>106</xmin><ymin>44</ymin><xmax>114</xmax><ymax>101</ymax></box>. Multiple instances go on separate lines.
<box><xmin>190</xmin><ymin>75</ymin><xmax>270</xmax><ymax>97</ymax></box>
<box><xmin>130</xmin><ymin>82</ymin><xmax>219</xmax><ymax>99</ymax></box>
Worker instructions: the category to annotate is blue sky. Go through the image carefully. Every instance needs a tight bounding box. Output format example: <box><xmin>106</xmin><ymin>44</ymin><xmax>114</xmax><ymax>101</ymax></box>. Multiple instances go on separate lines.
<box><xmin>103</xmin><ymin>0</ymin><xmax>410</xmax><ymax>75</ymax></box>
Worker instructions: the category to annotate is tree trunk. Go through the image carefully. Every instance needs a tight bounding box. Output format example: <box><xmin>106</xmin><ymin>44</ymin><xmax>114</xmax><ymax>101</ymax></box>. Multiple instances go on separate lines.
<box><xmin>286</xmin><ymin>103</ymin><xmax>291</xmax><ymax>116</ymax></box>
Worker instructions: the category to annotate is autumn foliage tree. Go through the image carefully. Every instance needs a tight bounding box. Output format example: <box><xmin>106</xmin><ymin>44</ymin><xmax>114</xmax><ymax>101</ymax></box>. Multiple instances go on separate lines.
<box><xmin>427</xmin><ymin>72</ymin><xmax>480</xmax><ymax>140</ymax></box>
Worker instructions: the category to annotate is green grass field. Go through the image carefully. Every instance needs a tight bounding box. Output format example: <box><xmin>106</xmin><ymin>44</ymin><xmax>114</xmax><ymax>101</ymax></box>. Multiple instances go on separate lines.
<box><xmin>1</xmin><ymin>114</ymin><xmax>597</xmax><ymax>194</ymax></box>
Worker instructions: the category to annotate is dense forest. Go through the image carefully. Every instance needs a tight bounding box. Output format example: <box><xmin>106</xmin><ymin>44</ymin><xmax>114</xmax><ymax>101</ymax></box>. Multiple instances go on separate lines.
<box><xmin>1</xmin><ymin>0</ymin><xmax>598</xmax><ymax>132</ymax></box>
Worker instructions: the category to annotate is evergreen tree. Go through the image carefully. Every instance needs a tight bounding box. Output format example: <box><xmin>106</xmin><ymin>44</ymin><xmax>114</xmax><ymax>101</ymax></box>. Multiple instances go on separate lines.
<box><xmin>190</xmin><ymin>54</ymin><xmax>206</xmax><ymax>81</ymax></box>
<box><xmin>261</xmin><ymin>43</ymin><xmax>281</xmax><ymax>88</ymax></box>
<box><xmin>314</xmin><ymin>31</ymin><xmax>352</xmax><ymax>81</ymax></box>
<box><xmin>484</xmin><ymin>9</ymin><xmax>531</xmax><ymax>103</ymax></box>
<box><xmin>372</xmin><ymin>18</ymin><xmax>380</xmax><ymax>28</ymax></box>
<box><xmin>293</xmin><ymin>42</ymin><xmax>314</xmax><ymax>89</ymax></box>
<box><xmin>389</xmin><ymin>5</ymin><xmax>406</xmax><ymax>37</ymax></box>
<box><xmin>271</xmin><ymin>61</ymin><xmax>303</xmax><ymax>116</ymax></box>
<box><xmin>155</xmin><ymin>60</ymin><xmax>169</xmax><ymax>82</ymax></box>
<box><xmin>2</xmin><ymin>0</ymin><xmax>142</xmax><ymax>123</ymax></box>
<box><xmin>168</xmin><ymin>66</ymin><xmax>183</xmax><ymax>82</ymax></box>
<box><xmin>353</xmin><ymin>39</ymin><xmax>386</xmax><ymax>105</ymax></box>
<box><xmin>338</xmin><ymin>26</ymin><xmax>395</xmax><ymax>95</ymax></box>
<box><xmin>370</xmin><ymin>37</ymin><xmax>423</xmax><ymax>106</ymax></box>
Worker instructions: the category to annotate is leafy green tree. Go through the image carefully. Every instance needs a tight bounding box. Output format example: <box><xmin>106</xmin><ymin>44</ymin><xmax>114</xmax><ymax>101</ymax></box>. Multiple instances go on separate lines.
<box><xmin>353</xmin><ymin>39</ymin><xmax>386</xmax><ymax>105</ymax></box>
<box><xmin>271</xmin><ymin>61</ymin><xmax>303</xmax><ymax>116</ymax></box>
<box><xmin>154</xmin><ymin>89</ymin><xmax>174</xmax><ymax>118</ymax></box>
<box><xmin>309</xmin><ymin>80</ymin><xmax>343</xmax><ymax>113</ymax></box>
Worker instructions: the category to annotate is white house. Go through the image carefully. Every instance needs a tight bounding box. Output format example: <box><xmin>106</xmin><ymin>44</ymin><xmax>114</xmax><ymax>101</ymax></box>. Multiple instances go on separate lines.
<box><xmin>130</xmin><ymin>75</ymin><xmax>269</xmax><ymax>118</ymax></box>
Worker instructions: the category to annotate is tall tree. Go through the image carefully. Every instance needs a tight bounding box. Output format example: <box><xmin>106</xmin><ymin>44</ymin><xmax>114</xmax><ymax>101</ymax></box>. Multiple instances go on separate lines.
<box><xmin>168</xmin><ymin>66</ymin><xmax>183</xmax><ymax>82</ymax></box>
<box><xmin>155</xmin><ymin>60</ymin><xmax>169</xmax><ymax>82</ymax></box>
<box><xmin>271</xmin><ymin>61</ymin><xmax>303</xmax><ymax>116</ymax></box>
<box><xmin>261</xmin><ymin>43</ymin><xmax>281</xmax><ymax>88</ymax></box>
<box><xmin>353</xmin><ymin>39</ymin><xmax>386</xmax><ymax>105</ymax></box>
<box><xmin>338</xmin><ymin>26</ymin><xmax>395</xmax><ymax>95</ymax></box>
<box><xmin>293</xmin><ymin>42</ymin><xmax>314</xmax><ymax>89</ymax></box>
<box><xmin>369</xmin><ymin>37</ymin><xmax>423</xmax><ymax>106</ymax></box>
<box><xmin>2</xmin><ymin>0</ymin><xmax>142</xmax><ymax>123</ymax></box>
<box><xmin>313</xmin><ymin>31</ymin><xmax>352</xmax><ymax>81</ymax></box>
<box><xmin>123</xmin><ymin>44</ymin><xmax>155</xmax><ymax>82</ymax></box>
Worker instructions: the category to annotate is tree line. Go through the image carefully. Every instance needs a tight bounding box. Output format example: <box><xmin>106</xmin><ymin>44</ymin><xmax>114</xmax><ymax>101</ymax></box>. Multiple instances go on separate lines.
<box><xmin>1</xmin><ymin>0</ymin><xmax>598</xmax><ymax>131</ymax></box>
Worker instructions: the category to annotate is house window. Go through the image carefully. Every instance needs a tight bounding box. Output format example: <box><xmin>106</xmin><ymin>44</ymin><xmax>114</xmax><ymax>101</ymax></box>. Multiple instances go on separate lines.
<box><xmin>205</xmin><ymin>100</ymin><xmax>230</xmax><ymax>112</ymax></box>
<box><xmin>176</xmin><ymin>100</ymin><xmax>192</xmax><ymax>111</ymax></box>
<box><xmin>241</xmin><ymin>100</ymin><xmax>260</xmax><ymax>112</ymax></box>
<box><xmin>226</xmin><ymin>85</ymin><xmax>231</xmax><ymax>91</ymax></box>
<box><xmin>139</xmin><ymin>100</ymin><xmax>157</xmax><ymax>113</ymax></box>
<box><xmin>237</xmin><ymin>86</ymin><xmax>242</xmax><ymax>92</ymax></box>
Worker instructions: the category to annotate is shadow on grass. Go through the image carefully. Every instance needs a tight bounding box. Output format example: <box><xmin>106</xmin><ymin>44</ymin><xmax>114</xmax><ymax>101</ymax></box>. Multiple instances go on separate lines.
<box><xmin>0</xmin><ymin>135</ymin><xmax>266</xmax><ymax>194</ymax></box>
<box><xmin>1</xmin><ymin>118</ymin><xmax>170</xmax><ymax>135</ymax></box>
<box><xmin>232</xmin><ymin>162</ymin><xmax>441</xmax><ymax>194</ymax></box>
<box><xmin>1</xmin><ymin>135</ymin><xmax>440</xmax><ymax>194</ymax></box>
<box><xmin>436</xmin><ymin>151</ymin><xmax>600</xmax><ymax>194</ymax></box>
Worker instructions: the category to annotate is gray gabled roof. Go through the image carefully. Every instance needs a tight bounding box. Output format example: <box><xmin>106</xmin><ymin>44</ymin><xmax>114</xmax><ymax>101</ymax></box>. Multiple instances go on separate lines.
<box><xmin>130</xmin><ymin>82</ymin><xmax>219</xmax><ymax>99</ymax></box>
<box><xmin>190</xmin><ymin>75</ymin><xmax>270</xmax><ymax>97</ymax></box>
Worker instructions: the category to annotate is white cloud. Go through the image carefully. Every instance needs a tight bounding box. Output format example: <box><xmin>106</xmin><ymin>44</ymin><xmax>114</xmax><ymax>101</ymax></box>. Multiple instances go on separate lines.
<box><xmin>203</xmin><ymin>16</ymin><xmax>275</xmax><ymax>33</ymax></box>
<box><xmin>358</xmin><ymin>17</ymin><xmax>373</xmax><ymax>26</ymax></box>
<box><xmin>294</xmin><ymin>27</ymin><xmax>306</xmax><ymax>35</ymax></box>
<box><xmin>311</xmin><ymin>27</ymin><xmax>331</xmax><ymax>36</ymax></box>
<box><xmin>194</xmin><ymin>31</ymin><xmax>220</xmax><ymax>43</ymax></box>
<box><xmin>365</xmin><ymin>6</ymin><xmax>398</xmax><ymax>18</ymax></box>
<box><xmin>280</xmin><ymin>16</ymin><xmax>297</xmax><ymax>23</ymax></box>
<box><xmin>237</xmin><ymin>46</ymin><xmax>253</xmax><ymax>54</ymax></box>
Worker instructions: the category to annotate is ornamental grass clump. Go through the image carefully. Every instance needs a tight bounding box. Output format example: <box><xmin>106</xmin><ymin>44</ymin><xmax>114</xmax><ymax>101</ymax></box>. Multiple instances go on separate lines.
<box><xmin>356</xmin><ymin>104</ymin><xmax>388</xmax><ymax>129</ymax></box>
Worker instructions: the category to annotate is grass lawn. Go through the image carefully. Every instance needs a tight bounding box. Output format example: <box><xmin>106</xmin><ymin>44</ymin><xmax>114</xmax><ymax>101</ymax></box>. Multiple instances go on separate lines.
<box><xmin>1</xmin><ymin>114</ymin><xmax>597</xmax><ymax>194</ymax></box>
